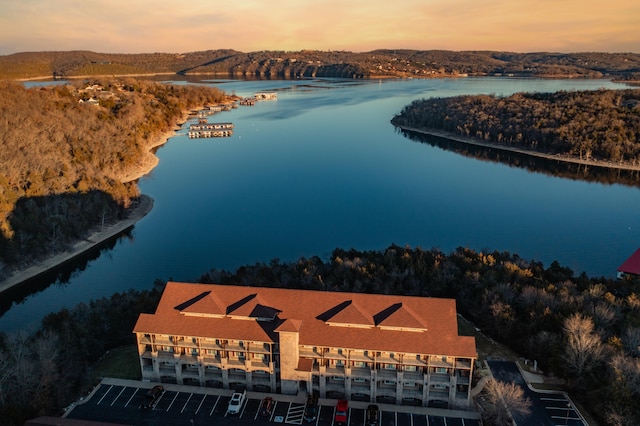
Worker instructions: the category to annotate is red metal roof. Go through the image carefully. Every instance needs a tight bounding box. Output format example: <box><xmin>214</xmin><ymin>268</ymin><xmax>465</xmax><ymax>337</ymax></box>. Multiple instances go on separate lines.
<box><xmin>618</xmin><ymin>248</ymin><xmax>640</xmax><ymax>275</ymax></box>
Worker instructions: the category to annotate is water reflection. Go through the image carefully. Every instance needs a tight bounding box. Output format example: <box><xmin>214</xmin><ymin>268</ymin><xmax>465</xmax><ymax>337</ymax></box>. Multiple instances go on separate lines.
<box><xmin>398</xmin><ymin>129</ymin><xmax>640</xmax><ymax>188</ymax></box>
<box><xmin>0</xmin><ymin>229</ymin><xmax>133</xmax><ymax>318</ymax></box>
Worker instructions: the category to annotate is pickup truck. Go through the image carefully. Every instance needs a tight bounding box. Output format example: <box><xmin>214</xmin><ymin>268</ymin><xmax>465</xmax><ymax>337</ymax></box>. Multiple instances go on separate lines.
<box><xmin>227</xmin><ymin>389</ymin><xmax>247</xmax><ymax>415</ymax></box>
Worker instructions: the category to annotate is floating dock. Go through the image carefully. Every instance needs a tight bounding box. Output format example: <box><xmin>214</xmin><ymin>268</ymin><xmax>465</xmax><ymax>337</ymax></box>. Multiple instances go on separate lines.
<box><xmin>188</xmin><ymin>122</ymin><xmax>234</xmax><ymax>138</ymax></box>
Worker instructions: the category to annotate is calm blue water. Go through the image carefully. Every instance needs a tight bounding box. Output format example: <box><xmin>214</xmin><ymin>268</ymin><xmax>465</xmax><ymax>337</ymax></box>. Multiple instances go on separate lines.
<box><xmin>2</xmin><ymin>77</ymin><xmax>638</xmax><ymax>332</ymax></box>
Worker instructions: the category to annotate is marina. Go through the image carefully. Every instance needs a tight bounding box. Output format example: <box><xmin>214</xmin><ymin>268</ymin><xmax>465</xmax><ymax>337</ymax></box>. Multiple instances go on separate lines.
<box><xmin>188</xmin><ymin>122</ymin><xmax>234</xmax><ymax>138</ymax></box>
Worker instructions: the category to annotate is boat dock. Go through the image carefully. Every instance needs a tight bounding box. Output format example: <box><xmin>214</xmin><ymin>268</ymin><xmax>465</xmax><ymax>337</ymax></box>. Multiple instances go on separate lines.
<box><xmin>188</xmin><ymin>122</ymin><xmax>234</xmax><ymax>138</ymax></box>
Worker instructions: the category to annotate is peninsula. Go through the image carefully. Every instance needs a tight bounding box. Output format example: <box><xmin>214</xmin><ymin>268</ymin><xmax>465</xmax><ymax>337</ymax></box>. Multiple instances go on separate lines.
<box><xmin>0</xmin><ymin>79</ymin><xmax>234</xmax><ymax>291</ymax></box>
<box><xmin>392</xmin><ymin>88</ymin><xmax>640</xmax><ymax>171</ymax></box>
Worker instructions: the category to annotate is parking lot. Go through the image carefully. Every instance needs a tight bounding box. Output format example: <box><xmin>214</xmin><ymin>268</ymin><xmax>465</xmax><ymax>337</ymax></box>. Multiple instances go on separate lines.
<box><xmin>65</xmin><ymin>379</ymin><xmax>481</xmax><ymax>426</ymax></box>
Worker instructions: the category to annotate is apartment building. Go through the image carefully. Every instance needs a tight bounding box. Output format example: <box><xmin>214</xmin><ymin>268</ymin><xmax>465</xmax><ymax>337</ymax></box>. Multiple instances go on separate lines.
<box><xmin>133</xmin><ymin>282</ymin><xmax>477</xmax><ymax>409</ymax></box>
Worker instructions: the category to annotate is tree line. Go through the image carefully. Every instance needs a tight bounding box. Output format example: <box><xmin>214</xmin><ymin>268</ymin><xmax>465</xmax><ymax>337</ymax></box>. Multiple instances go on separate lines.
<box><xmin>0</xmin><ymin>79</ymin><xmax>228</xmax><ymax>271</ymax></box>
<box><xmin>1</xmin><ymin>245</ymin><xmax>639</xmax><ymax>423</ymax></box>
<box><xmin>2</xmin><ymin>50</ymin><xmax>640</xmax><ymax>80</ymax></box>
<box><xmin>392</xmin><ymin>88</ymin><xmax>640</xmax><ymax>167</ymax></box>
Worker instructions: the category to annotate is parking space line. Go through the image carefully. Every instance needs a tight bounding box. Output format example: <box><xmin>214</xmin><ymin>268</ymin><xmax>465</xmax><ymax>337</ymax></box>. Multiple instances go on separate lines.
<box><xmin>240</xmin><ymin>399</ymin><xmax>249</xmax><ymax>417</ymax></box>
<box><xmin>166</xmin><ymin>392</ymin><xmax>179</xmax><ymax>412</ymax></box>
<box><xmin>96</xmin><ymin>385</ymin><xmax>113</xmax><ymax>405</ymax></box>
<box><xmin>210</xmin><ymin>395</ymin><xmax>221</xmax><ymax>416</ymax></box>
<box><xmin>124</xmin><ymin>388</ymin><xmax>139</xmax><ymax>407</ymax></box>
<box><xmin>195</xmin><ymin>394</ymin><xmax>207</xmax><ymax>415</ymax></box>
<box><xmin>110</xmin><ymin>386</ymin><xmax>126</xmax><ymax>406</ymax></box>
<box><xmin>181</xmin><ymin>393</ymin><xmax>193</xmax><ymax>413</ymax></box>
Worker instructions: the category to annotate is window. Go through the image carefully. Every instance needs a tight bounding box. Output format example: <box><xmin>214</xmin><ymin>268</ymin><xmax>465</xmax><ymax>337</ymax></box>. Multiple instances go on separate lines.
<box><xmin>405</xmin><ymin>365</ymin><xmax>416</xmax><ymax>372</ymax></box>
<box><xmin>435</xmin><ymin>367</ymin><xmax>447</xmax><ymax>374</ymax></box>
<box><xmin>353</xmin><ymin>377</ymin><xmax>366</xmax><ymax>383</ymax></box>
<box><xmin>385</xmin><ymin>364</ymin><xmax>396</xmax><ymax>370</ymax></box>
<box><xmin>433</xmin><ymin>384</ymin><xmax>447</xmax><ymax>389</ymax></box>
<box><xmin>338</xmin><ymin>348</ymin><xmax>343</xmax><ymax>355</ymax></box>
<box><xmin>333</xmin><ymin>376</ymin><xmax>344</xmax><ymax>381</ymax></box>
<box><xmin>336</xmin><ymin>360</ymin><xmax>344</xmax><ymax>366</ymax></box>
<box><xmin>383</xmin><ymin>380</ymin><xmax>395</xmax><ymax>385</ymax></box>
<box><xmin>354</xmin><ymin>361</ymin><xmax>365</xmax><ymax>368</ymax></box>
<box><xmin>191</xmin><ymin>348</ymin><xmax>199</xmax><ymax>355</ymax></box>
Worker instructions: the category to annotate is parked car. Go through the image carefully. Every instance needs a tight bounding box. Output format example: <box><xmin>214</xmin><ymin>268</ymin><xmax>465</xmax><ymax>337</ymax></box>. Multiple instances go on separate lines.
<box><xmin>140</xmin><ymin>385</ymin><xmax>164</xmax><ymax>410</ymax></box>
<box><xmin>259</xmin><ymin>396</ymin><xmax>274</xmax><ymax>417</ymax></box>
<box><xmin>227</xmin><ymin>389</ymin><xmax>247</xmax><ymax>414</ymax></box>
<box><xmin>366</xmin><ymin>404</ymin><xmax>380</xmax><ymax>426</ymax></box>
<box><xmin>335</xmin><ymin>399</ymin><xmax>348</xmax><ymax>425</ymax></box>
<box><xmin>303</xmin><ymin>394</ymin><xmax>319</xmax><ymax>422</ymax></box>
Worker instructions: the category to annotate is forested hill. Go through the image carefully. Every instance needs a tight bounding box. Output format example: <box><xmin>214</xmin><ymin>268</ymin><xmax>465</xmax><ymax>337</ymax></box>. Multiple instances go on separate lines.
<box><xmin>0</xmin><ymin>79</ymin><xmax>228</xmax><ymax>271</ymax></box>
<box><xmin>391</xmin><ymin>89</ymin><xmax>640</xmax><ymax>167</ymax></box>
<box><xmin>1</xmin><ymin>49</ymin><xmax>640</xmax><ymax>80</ymax></box>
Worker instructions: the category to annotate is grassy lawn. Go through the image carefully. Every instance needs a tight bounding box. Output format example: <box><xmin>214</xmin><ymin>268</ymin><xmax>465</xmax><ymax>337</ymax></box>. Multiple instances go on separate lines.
<box><xmin>92</xmin><ymin>345</ymin><xmax>141</xmax><ymax>381</ymax></box>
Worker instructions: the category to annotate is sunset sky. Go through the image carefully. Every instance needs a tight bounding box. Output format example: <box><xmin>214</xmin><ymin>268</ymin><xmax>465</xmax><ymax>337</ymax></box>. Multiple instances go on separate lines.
<box><xmin>0</xmin><ymin>0</ymin><xmax>638</xmax><ymax>55</ymax></box>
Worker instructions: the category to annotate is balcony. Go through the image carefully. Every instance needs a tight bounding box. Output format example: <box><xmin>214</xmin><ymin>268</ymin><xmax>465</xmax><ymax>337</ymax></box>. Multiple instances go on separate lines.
<box><xmin>202</xmin><ymin>354</ymin><xmax>222</xmax><ymax>366</ymax></box>
<box><xmin>324</xmin><ymin>351</ymin><xmax>347</xmax><ymax>360</ymax></box>
<box><xmin>155</xmin><ymin>337</ymin><xmax>173</xmax><ymax>346</ymax></box>
<box><xmin>455</xmin><ymin>358</ymin><xmax>472</xmax><ymax>369</ymax></box>
<box><xmin>201</xmin><ymin>340</ymin><xmax>224</xmax><ymax>350</ymax></box>
<box><xmin>377</xmin><ymin>368</ymin><xmax>398</xmax><ymax>380</ymax></box>
<box><xmin>178</xmin><ymin>353</ymin><xmax>199</xmax><ymax>364</ymax></box>
<box><xmin>250</xmin><ymin>359</ymin><xmax>271</xmax><ymax>372</ymax></box>
<box><xmin>350</xmin><ymin>352</ymin><xmax>373</xmax><ymax>362</ymax></box>
<box><xmin>226</xmin><ymin>343</ymin><xmax>246</xmax><ymax>352</ymax></box>
<box><xmin>350</xmin><ymin>366</ymin><xmax>372</xmax><ymax>378</ymax></box>
<box><xmin>456</xmin><ymin>375</ymin><xmax>470</xmax><ymax>385</ymax></box>
<box><xmin>182</xmin><ymin>367</ymin><xmax>200</xmax><ymax>379</ymax></box>
<box><xmin>248</xmin><ymin>343</ymin><xmax>271</xmax><ymax>354</ymax></box>
<box><xmin>402</xmin><ymin>370</ymin><xmax>424</xmax><ymax>382</ymax></box>
<box><xmin>403</xmin><ymin>357</ymin><xmax>427</xmax><ymax>367</ymax></box>
<box><xmin>176</xmin><ymin>339</ymin><xmax>198</xmax><ymax>349</ymax></box>
<box><xmin>429</xmin><ymin>357</ymin><xmax>454</xmax><ymax>369</ymax></box>
<box><xmin>377</xmin><ymin>355</ymin><xmax>400</xmax><ymax>364</ymax></box>
<box><xmin>157</xmin><ymin>350</ymin><xmax>175</xmax><ymax>361</ymax></box>
<box><xmin>227</xmin><ymin>358</ymin><xmax>246</xmax><ymax>368</ymax></box>
<box><xmin>430</xmin><ymin>373</ymin><xmax>451</xmax><ymax>383</ymax></box>
<box><xmin>326</xmin><ymin>365</ymin><xmax>345</xmax><ymax>376</ymax></box>
<box><xmin>429</xmin><ymin>389</ymin><xmax>449</xmax><ymax>400</ymax></box>
<box><xmin>299</xmin><ymin>347</ymin><xmax>322</xmax><ymax>358</ymax></box>
<box><xmin>138</xmin><ymin>335</ymin><xmax>152</xmax><ymax>344</ymax></box>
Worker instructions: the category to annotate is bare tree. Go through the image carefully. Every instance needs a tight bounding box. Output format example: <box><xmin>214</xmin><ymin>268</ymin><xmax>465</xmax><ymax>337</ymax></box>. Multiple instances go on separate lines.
<box><xmin>562</xmin><ymin>313</ymin><xmax>606</xmax><ymax>380</ymax></box>
<box><xmin>480</xmin><ymin>378</ymin><xmax>532</xmax><ymax>426</ymax></box>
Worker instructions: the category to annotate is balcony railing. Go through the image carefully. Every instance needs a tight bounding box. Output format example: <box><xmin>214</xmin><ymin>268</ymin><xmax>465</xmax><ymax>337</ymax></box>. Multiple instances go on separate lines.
<box><xmin>138</xmin><ymin>335</ymin><xmax>152</xmax><ymax>344</ymax></box>
<box><xmin>201</xmin><ymin>340</ymin><xmax>224</xmax><ymax>350</ymax></box>
<box><xmin>455</xmin><ymin>358</ymin><xmax>472</xmax><ymax>369</ymax></box>
<box><xmin>402</xmin><ymin>370</ymin><xmax>424</xmax><ymax>381</ymax></box>
<box><xmin>430</xmin><ymin>373</ymin><xmax>451</xmax><ymax>383</ymax></box>
<box><xmin>350</xmin><ymin>366</ymin><xmax>372</xmax><ymax>377</ymax></box>
<box><xmin>350</xmin><ymin>353</ymin><xmax>374</xmax><ymax>362</ymax></box>
<box><xmin>326</xmin><ymin>365</ymin><xmax>346</xmax><ymax>375</ymax></box>
<box><xmin>248</xmin><ymin>344</ymin><xmax>271</xmax><ymax>354</ymax></box>
<box><xmin>299</xmin><ymin>347</ymin><xmax>322</xmax><ymax>358</ymax></box>
<box><xmin>429</xmin><ymin>358</ymin><xmax>454</xmax><ymax>368</ymax></box>
<box><xmin>324</xmin><ymin>352</ymin><xmax>347</xmax><ymax>360</ymax></box>
<box><xmin>250</xmin><ymin>359</ymin><xmax>270</xmax><ymax>371</ymax></box>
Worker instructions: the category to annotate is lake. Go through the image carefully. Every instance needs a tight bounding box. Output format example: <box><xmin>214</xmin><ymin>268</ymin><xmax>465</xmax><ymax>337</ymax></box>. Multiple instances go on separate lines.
<box><xmin>2</xmin><ymin>76</ymin><xmax>638</xmax><ymax>332</ymax></box>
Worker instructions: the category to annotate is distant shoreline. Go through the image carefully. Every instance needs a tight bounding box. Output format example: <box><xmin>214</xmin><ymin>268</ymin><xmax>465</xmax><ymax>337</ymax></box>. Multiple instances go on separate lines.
<box><xmin>396</xmin><ymin>125</ymin><xmax>640</xmax><ymax>172</ymax></box>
